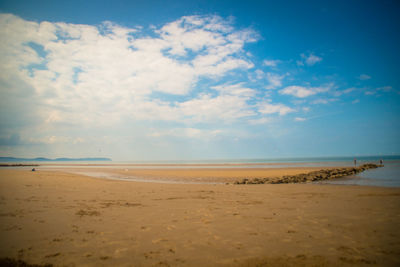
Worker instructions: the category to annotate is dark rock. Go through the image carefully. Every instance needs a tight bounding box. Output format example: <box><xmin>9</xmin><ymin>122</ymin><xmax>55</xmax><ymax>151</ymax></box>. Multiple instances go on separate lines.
<box><xmin>234</xmin><ymin>163</ymin><xmax>382</xmax><ymax>185</ymax></box>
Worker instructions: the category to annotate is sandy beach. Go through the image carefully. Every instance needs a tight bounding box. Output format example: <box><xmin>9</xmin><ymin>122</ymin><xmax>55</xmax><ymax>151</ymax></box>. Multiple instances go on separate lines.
<box><xmin>1</xmin><ymin>168</ymin><xmax>400</xmax><ymax>266</ymax></box>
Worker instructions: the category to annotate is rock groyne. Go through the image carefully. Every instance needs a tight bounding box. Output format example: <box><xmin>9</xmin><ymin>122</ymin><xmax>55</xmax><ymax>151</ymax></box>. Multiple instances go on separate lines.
<box><xmin>234</xmin><ymin>164</ymin><xmax>383</xmax><ymax>185</ymax></box>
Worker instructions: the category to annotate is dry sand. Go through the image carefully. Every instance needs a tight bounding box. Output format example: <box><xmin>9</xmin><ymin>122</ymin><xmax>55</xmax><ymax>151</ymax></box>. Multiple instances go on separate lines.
<box><xmin>0</xmin><ymin>168</ymin><xmax>399</xmax><ymax>266</ymax></box>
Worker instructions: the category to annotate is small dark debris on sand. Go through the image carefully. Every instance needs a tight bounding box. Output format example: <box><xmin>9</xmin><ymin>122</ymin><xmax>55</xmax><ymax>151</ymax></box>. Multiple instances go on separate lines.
<box><xmin>234</xmin><ymin>164</ymin><xmax>383</xmax><ymax>185</ymax></box>
<box><xmin>75</xmin><ymin>209</ymin><xmax>101</xmax><ymax>217</ymax></box>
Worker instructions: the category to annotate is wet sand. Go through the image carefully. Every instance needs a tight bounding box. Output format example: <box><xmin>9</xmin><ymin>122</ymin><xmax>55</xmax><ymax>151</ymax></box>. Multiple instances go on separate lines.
<box><xmin>51</xmin><ymin>166</ymin><xmax>336</xmax><ymax>184</ymax></box>
<box><xmin>0</xmin><ymin>168</ymin><xmax>399</xmax><ymax>266</ymax></box>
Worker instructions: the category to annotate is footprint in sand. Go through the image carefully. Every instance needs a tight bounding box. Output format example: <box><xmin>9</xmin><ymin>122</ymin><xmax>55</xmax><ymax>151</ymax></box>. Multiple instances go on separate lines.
<box><xmin>75</xmin><ymin>209</ymin><xmax>100</xmax><ymax>217</ymax></box>
<box><xmin>202</xmin><ymin>219</ymin><xmax>212</xmax><ymax>224</ymax></box>
<box><xmin>45</xmin><ymin>252</ymin><xmax>61</xmax><ymax>258</ymax></box>
<box><xmin>5</xmin><ymin>225</ymin><xmax>22</xmax><ymax>231</ymax></box>
<box><xmin>167</xmin><ymin>225</ymin><xmax>176</xmax><ymax>230</ymax></box>
<box><xmin>143</xmin><ymin>251</ymin><xmax>160</xmax><ymax>259</ymax></box>
<box><xmin>71</xmin><ymin>225</ymin><xmax>79</xmax><ymax>233</ymax></box>
<box><xmin>152</xmin><ymin>238</ymin><xmax>168</xmax><ymax>244</ymax></box>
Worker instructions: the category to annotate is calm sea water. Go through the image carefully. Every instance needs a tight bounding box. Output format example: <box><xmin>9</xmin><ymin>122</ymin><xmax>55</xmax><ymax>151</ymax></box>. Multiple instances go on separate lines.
<box><xmin>318</xmin><ymin>160</ymin><xmax>400</xmax><ymax>188</ymax></box>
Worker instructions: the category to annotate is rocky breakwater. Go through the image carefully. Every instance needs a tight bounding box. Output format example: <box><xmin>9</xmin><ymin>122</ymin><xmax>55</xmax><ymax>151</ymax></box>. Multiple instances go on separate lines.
<box><xmin>234</xmin><ymin>163</ymin><xmax>383</xmax><ymax>185</ymax></box>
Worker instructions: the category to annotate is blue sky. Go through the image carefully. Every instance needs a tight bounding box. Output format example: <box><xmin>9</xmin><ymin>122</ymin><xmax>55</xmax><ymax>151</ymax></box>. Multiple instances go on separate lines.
<box><xmin>0</xmin><ymin>0</ymin><xmax>399</xmax><ymax>160</ymax></box>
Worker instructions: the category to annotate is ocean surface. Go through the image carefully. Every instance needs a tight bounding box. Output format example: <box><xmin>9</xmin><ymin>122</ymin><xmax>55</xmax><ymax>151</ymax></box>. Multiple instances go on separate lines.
<box><xmin>2</xmin><ymin>155</ymin><xmax>399</xmax><ymax>187</ymax></box>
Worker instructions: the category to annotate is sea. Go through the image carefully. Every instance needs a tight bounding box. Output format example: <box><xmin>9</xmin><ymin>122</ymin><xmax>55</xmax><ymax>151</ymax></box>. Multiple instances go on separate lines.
<box><xmin>2</xmin><ymin>155</ymin><xmax>400</xmax><ymax>188</ymax></box>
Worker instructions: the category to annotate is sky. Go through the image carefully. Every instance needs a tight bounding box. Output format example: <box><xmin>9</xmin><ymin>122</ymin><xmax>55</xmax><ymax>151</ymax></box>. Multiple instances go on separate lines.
<box><xmin>0</xmin><ymin>0</ymin><xmax>399</xmax><ymax>160</ymax></box>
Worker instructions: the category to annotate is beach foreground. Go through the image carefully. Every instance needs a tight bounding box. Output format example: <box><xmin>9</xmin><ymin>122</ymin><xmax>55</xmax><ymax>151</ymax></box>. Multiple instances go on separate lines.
<box><xmin>0</xmin><ymin>169</ymin><xmax>399</xmax><ymax>266</ymax></box>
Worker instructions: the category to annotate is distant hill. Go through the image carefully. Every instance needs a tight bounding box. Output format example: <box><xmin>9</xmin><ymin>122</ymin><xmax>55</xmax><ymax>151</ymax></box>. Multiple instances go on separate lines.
<box><xmin>0</xmin><ymin>157</ymin><xmax>112</xmax><ymax>162</ymax></box>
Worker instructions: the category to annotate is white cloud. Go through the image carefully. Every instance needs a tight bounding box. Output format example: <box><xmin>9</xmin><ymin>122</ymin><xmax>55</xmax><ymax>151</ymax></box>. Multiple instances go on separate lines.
<box><xmin>311</xmin><ymin>98</ymin><xmax>337</xmax><ymax>105</ymax></box>
<box><xmin>305</xmin><ymin>54</ymin><xmax>322</xmax><ymax>65</ymax></box>
<box><xmin>178</xmin><ymin>92</ymin><xmax>256</xmax><ymax>123</ymax></box>
<box><xmin>211</xmin><ymin>83</ymin><xmax>256</xmax><ymax>97</ymax></box>
<box><xmin>258</xmin><ymin>103</ymin><xmax>294</xmax><ymax>115</ymax></box>
<box><xmin>364</xmin><ymin>86</ymin><xmax>393</xmax><ymax>96</ymax></box>
<box><xmin>263</xmin><ymin>59</ymin><xmax>281</xmax><ymax>67</ymax></box>
<box><xmin>248</xmin><ymin>117</ymin><xmax>271</xmax><ymax>125</ymax></box>
<box><xmin>332</xmin><ymin>87</ymin><xmax>356</xmax><ymax>97</ymax></box>
<box><xmin>294</xmin><ymin>117</ymin><xmax>306</xmax><ymax>122</ymax></box>
<box><xmin>312</xmin><ymin>99</ymin><xmax>329</xmax><ymax>104</ymax></box>
<box><xmin>377</xmin><ymin>86</ymin><xmax>392</xmax><ymax>92</ymax></box>
<box><xmin>342</xmin><ymin>87</ymin><xmax>356</xmax><ymax>94</ymax></box>
<box><xmin>279</xmin><ymin>85</ymin><xmax>330</xmax><ymax>98</ymax></box>
<box><xmin>254</xmin><ymin>69</ymin><xmax>264</xmax><ymax>80</ymax></box>
<box><xmin>352</xmin><ymin>99</ymin><xmax>360</xmax><ymax>104</ymax></box>
<box><xmin>0</xmin><ymin>13</ymin><xmax>258</xmax><ymax>129</ymax></box>
<box><xmin>358</xmin><ymin>74</ymin><xmax>371</xmax><ymax>80</ymax></box>
<box><xmin>298</xmin><ymin>53</ymin><xmax>322</xmax><ymax>66</ymax></box>
<box><xmin>27</xmin><ymin>135</ymin><xmax>84</xmax><ymax>145</ymax></box>
<box><xmin>265</xmin><ymin>73</ymin><xmax>285</xmax><ymax>90</ymax></box>
<box><xmin>149</xmin><ymin>127</ymin><xmax>222</xmax><ymax>139</ymax></box>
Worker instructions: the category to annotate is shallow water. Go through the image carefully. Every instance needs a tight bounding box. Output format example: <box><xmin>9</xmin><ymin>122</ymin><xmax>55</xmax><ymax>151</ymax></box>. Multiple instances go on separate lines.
<box><xmin>68</xmin><ymin>170</ymin><xmax>225</xmax><ymax>185</ymax></box>
<box><xmin>319</xmin><ymin>161</ymin><xmax>400</xmax><ymax>187</ymax></box>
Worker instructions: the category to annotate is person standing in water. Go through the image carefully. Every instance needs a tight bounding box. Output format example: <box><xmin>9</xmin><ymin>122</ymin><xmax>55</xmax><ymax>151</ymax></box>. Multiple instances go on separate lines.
<box><xmin>380</xmin><ymin>159</ymin><xmax>383</xmax><ymax>165</ymax></box>
<box><xmin>354</xmin><ymin>158</ymin><xmax>357</xmax><ymax>166</ymax></box>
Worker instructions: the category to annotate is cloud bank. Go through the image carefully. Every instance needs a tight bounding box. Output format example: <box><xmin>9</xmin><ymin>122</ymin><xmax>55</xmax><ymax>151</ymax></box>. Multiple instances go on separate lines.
<box><xmin>0</xmin><ymin>14</ymin><xmax>260</xmax><ymax>126</ymax></box>
<box><xmin>0</xmin><ymin>13</ymin><xmax>391</xmax><ymax>159</ymax></box>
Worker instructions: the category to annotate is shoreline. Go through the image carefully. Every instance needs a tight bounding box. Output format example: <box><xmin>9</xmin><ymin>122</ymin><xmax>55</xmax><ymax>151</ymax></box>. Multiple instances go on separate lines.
<box><xmin>35</xmin><ymin>166</ymin><xmax>343</xmax><ymax>185</ymax></box>
<box><xmin>1</xmin><ymin>158</ymin><xmax>393</xmax><ymax>167</ymax></box>
<box><xmin>26</xmin><ymin>163</ymin><xmax>384</xmax><ymax>186</ymax></box>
